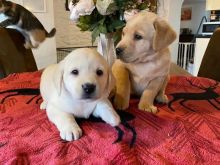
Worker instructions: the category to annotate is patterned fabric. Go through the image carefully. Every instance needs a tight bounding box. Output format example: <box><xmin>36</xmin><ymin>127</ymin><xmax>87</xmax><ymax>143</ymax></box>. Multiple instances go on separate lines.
<box><xmin>0</xmin><ymin>71</ymin><xmax>220</xmax><ymax>164</ymax></box>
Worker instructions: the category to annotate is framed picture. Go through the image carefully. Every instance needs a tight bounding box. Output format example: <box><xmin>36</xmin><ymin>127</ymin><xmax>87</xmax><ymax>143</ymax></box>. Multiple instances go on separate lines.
<box><xmin>181</xmin><ymin>7</ymin><xmax>192</xmax><ymax>21</ymax></box>
<box><xmin>23</xmin><ymin>0</ymin><xmax>46</xmax><ymax>13</ymax></box>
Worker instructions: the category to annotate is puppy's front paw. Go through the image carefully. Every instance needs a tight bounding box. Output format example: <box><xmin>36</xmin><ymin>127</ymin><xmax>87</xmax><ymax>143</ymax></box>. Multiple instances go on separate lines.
<box><xmin>156</xmin><ymin>94</ymin><xmax>169</xmax><ymax>104</ymax></box>
<box><xmin>40</xmin><ymin>101</ymin><xmax>47</xmax><ymax>110</ymax></box>
<box><xmin>138</xmin><ymin>101</ymin><xmax>158</xmax><ymax>114</ymax></box>
<box><xmin>113</xmin><ymin>94</ymin><xmax>129</xmax><ymax>110</ymax></box>
<box><xmin>59</xmin><ymin>123</ymin><xmax>82</xmax><ymax>141</ymax></box>
<box><xmin>24</xmin><ymin>42</ymin><xmax>31</xmax><ymax>49</ymax></box>
<box><xmin>108</xmin><ymin>113</ymin><xmax>121</xmax><ymax>127</ymax></box>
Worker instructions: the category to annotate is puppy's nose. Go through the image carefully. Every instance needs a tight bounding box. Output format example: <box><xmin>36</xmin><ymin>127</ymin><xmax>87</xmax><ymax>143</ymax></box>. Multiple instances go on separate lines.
<box><xmin>116</xmin><ymin>47</ymin><xmax>124</xmax><ymax>56</ymax></box>
<box><xmin>82</xmin><ymin>83</ymin><xmax>96</xmax><ymax>95</ymax></box>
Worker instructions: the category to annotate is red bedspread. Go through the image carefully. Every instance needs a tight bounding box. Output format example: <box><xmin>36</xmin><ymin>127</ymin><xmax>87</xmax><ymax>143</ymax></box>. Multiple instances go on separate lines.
<box><xmin>0</xmin><ymin>71</ymin><xmax>220</xmax><ymax>164</ymax></box>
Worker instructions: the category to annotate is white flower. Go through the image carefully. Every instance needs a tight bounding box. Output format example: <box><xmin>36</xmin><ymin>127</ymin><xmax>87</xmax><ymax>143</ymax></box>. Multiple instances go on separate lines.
<box><xmin>96</xmin><ymin>0</ymin><xmax>117</xmax><ymax>15</ymax></box>
<box><xmin>69</xmin><ymin>0</ymin><xmax>95</xmax><ymax>22</ymax></box>
<box><xmin>124</xmin><ymin>9</ymin><xmax>139</xmax><ymax>22</ymax></box>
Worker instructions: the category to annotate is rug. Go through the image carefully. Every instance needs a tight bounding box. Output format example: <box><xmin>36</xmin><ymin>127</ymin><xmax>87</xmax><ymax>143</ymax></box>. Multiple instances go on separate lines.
<box><xmin>0</xmin><ymin>71</ymin><xmax>220</xmax><ymax>164</ymax></box>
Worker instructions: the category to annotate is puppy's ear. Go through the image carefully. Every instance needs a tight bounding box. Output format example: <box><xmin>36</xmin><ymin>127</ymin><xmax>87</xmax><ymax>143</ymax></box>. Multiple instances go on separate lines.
<box><xmin>53</xmin><ymin>61</ymin><xmax>64</xmax><ymax>96</ymax></box>
<box><xmin>153</xmin><ymin>18</ymin><xmax>177</xmax><ymax>51</ymax></box>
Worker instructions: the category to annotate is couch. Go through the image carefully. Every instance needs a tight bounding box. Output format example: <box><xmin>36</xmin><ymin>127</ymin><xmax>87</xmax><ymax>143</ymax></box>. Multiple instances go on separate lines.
<box><xmin>0</xmin><ymin>28</ymin><xmax>37</xmax><ymax>79</ymax></box>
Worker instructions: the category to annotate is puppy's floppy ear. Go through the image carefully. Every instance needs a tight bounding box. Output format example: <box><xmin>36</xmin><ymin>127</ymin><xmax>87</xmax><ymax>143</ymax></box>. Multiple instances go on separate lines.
<box><xmin>53</xmin><ymin>61</ymin><xmax>64</xmax><ymax>96</ymax></box>
<box><xmin>153</xmin><ymin>18</ymin><xmax>177</xmax><ymax>51</ymax></box>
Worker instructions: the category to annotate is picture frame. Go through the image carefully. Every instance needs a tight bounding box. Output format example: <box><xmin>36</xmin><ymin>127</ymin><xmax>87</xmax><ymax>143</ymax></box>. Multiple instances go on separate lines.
<box><xmin>10</xmin><ymin>0</ymin><xmax>47</xmax><ymax>13</ymax></box>
<box><xmin>181</xmin><ymin>7</ymin><xmax>192</xmax><ymax>21</ymax></box>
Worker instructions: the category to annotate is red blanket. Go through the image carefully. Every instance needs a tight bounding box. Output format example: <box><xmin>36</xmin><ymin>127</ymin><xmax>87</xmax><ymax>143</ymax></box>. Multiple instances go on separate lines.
<box><xmin>0</xmin><ymin>72</ymin><xmax>220</xmax><ymax>164</ymax></box>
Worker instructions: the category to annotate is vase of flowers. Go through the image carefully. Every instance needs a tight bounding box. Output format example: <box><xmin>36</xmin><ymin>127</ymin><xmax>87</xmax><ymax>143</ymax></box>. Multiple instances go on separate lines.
<box><xmin>97</xmin><ymin>33</ymin><xmax>116</xmax><ymax>66</ymax></box>
<box><xmin>69</xmin><ymin>0</ymin><xmax>156</xmax><ymax>66</ymax></box>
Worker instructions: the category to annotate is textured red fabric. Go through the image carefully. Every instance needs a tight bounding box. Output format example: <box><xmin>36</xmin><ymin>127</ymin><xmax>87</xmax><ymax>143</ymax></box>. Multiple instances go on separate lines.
<box><xmin>0</xmin><ymin>71</ymin><xmax>220</xmax><ymax>164</ymax></box>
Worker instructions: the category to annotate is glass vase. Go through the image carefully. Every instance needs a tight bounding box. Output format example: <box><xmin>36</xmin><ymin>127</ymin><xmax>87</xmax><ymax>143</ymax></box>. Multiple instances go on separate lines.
<box><xmin>97</xmin><ymin>33</ymin><xmax>116</xmax><ymax>67</ymax></box>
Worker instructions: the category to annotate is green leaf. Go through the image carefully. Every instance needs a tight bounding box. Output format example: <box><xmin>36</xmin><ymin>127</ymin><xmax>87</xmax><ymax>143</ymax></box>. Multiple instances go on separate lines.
<box><xmin>98</xmin><ymin>18</ymin><xmax>106</xmax><ymax>25</ymax></box>
<box><xmin>138</xmin><ymin>3</ymin><xmax>149</xmax><ymax>10</ymax></box>
<box><xmin>113</xmin><ymin>30</ymin><xmax>122</xmax><ymax>44</ymax></box>
<box><xmin>114</xmin><ymin>0</ymin><xmax>130</xmax><ymax>9</ymax></box>
<box><xmin>113</xmin><ymin>20</ymin><xmax>125</xmax><ymax>29</ymax></box>
<box><xmin>106</xmin><ymin>2</ymin><xmax>118</xmax><ymax>14</ymax></box>
<box><xmin>76</xmin><ymin>23</ymin><xmax>90</xmax><ymax>31</ymax></box>
<box><xmin>88</xmin><ymin>22</ymin><xmax>99</xmax><ymax>31</ymax></box>
<box><xmin>78</xmin><ymin>15</ymin><xmax>91</xmax><ymax>24</ymax></box>
<box><xmin>108</xmin><ymin>20</ymin><xmax>125</xmax><ymax>32</ymax></box>
<box><xmin>92</xmin><ymin>26</ymin><xmax>100</xmax><ymax>44</ymax></box>
<box><xmin>99</xmin><ymin>24</ymin><xmax>107</xmax><ymax>34</ymax></box>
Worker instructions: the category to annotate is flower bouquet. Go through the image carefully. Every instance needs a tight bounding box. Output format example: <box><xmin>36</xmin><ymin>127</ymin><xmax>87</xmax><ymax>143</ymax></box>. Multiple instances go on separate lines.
<box><xmin>69</xmin><ymin>0</ymin><xmax>156</xmax><ymax>65</ymax></box>
<box><xmin>69</xmin><ymin>0</ymin><xmax>156</xmax><ymax>43</ymax></box>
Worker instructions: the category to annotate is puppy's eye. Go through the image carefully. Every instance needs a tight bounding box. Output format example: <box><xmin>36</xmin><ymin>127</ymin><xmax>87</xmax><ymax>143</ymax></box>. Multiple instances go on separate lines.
<box><xmin>71</xmin><ymin>69</ymin><xmax>79</xmax><ymax>75</ymax></box>
<box><xmin>134</xmin><ymin>34</ymin><xmax>143</xmax><ymax>40</ymax></box>
<box><xmin>96</xmin><ymin>69</ymin><xmax>103</xmax><ymax>76</ymax></box>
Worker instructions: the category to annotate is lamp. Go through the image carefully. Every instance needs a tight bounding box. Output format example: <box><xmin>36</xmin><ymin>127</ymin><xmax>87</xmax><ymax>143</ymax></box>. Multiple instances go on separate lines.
<box><xmin>206</xmin><ymin>0</ymin><xmax>220</xmax><ymax>10</ymax></box>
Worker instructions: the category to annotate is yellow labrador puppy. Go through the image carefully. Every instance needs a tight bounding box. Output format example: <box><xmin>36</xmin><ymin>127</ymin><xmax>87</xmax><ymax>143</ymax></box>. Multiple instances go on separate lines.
<box><xmin>112</xmin><ymin>11</ymin><xmax>176</xmax><ymax>113</ymax></box>
<box><xmin>40</xmin><ymin>48</ymin><xmax>120</xmax><ymax>141</ymax></box>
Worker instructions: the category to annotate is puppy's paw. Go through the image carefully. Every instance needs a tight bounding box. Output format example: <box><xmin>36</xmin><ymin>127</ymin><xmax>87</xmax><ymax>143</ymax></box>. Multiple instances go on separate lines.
<box><xmin>24</xmin><ymin>42</ymin><xmax>31</xmax><ymax>49</ymax></box>
<box><xmin>40</xmin><ymin>101</ymin><xmax>47</xmax><ymax>110</ymax></box>
<box><xmin>108</xmin><ymin>113</ymin><xmax>121</xmax><ymax>127</ymax></box>
<box><xmin>59</xmin><ymin>123</ymin><xmax>82</xmax><ymax>141</ymax></box>
<box><xmin>138</xmin><ymin>101</ymin><xmax>158</xmax><ymax>114</ymax></box>
<box><xmin>156</xmin><ymin>94</ymin><xmax>169</xmax><ymax>104</ymax></box>
<box><xmin>113</xmin><ymin>94</ymin><xmax>129</xmax><ymax>110</ymax></box>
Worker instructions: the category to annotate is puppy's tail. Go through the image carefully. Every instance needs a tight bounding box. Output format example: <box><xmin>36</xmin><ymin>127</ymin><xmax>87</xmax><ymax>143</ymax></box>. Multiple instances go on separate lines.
<box><xmin>46</xmin><ymin>28</ymin><xmax>56</xmax><ymax>38</ymax></box>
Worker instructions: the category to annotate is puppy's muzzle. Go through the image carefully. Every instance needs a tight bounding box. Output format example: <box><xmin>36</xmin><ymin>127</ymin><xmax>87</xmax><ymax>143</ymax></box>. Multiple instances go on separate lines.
<box><xmin>82</xmin><ymin>83</ymin><xmax>96</xmax><ymax>98</ymax></box>
<box><xmin>116</xmin><ymin>47</ymin><xmax>124</xmax><ymax>57</ymax></box>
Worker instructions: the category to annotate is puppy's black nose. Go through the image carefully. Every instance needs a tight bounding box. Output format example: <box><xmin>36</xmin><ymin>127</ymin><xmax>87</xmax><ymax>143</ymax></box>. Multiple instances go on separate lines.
<box><xmin>116</xmin><ymin>47</ymin><xmax>124</xmax><ymax>56</ymax></box>
<box><xmin>82</xmin><ymin>83</ymin><xmax>96</xmax><ymax>95</ymax></box>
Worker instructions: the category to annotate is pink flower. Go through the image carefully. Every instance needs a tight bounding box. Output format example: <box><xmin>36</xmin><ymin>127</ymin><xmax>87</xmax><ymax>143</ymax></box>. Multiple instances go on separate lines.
<box><xmin>69</xmin><ymin>0</ymin><xmax>95</xmax><ymax>22</ymax></box>
<box><xmin>124</xmin><ymin>9</ymin><xmax>139</xmax><ymax>22</ymax></box>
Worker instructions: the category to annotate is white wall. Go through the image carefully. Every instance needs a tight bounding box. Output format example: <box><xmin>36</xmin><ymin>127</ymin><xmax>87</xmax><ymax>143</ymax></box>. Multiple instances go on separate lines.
<box><xmin>158</xmin><ymin>0</ymin><xmax>184</xmax><ymax>63</ymax></box>
<box><xmin>181</xmin><ymin>1</ymin><xmax>210</xmax><ymax>34</ymax></box>
<box><xmin>31</xmin><ymin>0</ymin><xmax>57</xmax><ymax>69</ymax></box>
<box><xmin>0</xmin><ymin>0</ymin><xmax>57</xmax><ymax>69</ymax></box>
